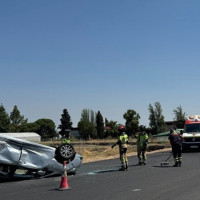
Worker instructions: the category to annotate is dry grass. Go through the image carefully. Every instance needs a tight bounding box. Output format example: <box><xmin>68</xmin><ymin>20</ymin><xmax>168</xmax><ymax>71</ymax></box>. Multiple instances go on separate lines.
<box><xmin>73</xmin><ymin>144</ymin><xmax>137</xmax><ymax>162</ymax></box>
<box><xmin>41</xmin><ymin>139</ymin><xmax>169</xmax><ymax>163</ymax></box>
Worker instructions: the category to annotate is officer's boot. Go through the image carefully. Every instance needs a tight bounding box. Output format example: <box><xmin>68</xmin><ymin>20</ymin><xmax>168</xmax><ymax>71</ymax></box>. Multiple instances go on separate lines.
<box><xmin>173</xmin><ymin>162</ymin><xmax>179</xmax><ymax>167</ymax></box>
<box><xmin>119</xmin><ymin>163</ymin><xmax>126</xmax><ymax>171</ymax></box>
<box><xmin>178</xmin><ymin>157</ymin><xmax>182</xmax><ymax>167</ymax></box>
<box><xmin>125</xmin><ymin>162</ymin><xmax>128</xmax><ymax>170</ymax></box>
<box><xmin>143</xmin><ymin>159</ymin><xmax>147</xmax><ymax>165</ymax></box>
<box><xmin>173</xmin><ymin>157</ymin><xmax>179</xmax><ymax>167</ymax></box>
<box><xmin>138</xmin><ymin>158</ymin><xmax>142</xmax><ymax>165</ymax></box>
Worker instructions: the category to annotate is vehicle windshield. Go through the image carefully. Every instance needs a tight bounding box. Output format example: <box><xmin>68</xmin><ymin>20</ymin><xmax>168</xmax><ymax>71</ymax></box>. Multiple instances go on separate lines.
<box><xmin>184</xmin><ymin>124</ymin><xmax>200</xmax><ymax>133</ymax></box>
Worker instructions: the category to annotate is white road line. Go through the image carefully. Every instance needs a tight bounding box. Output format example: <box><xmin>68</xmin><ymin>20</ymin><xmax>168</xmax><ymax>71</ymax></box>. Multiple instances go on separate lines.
<box><xmin>132</xmin><ymin>189</ymin><xmax>142</xmax><ymax>192</ymax></box>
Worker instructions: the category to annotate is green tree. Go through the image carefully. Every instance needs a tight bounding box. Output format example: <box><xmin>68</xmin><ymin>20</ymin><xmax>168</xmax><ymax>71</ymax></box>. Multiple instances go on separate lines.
<box><xmin>9</xmin><ymin>105</ymin><xmax>28</xmax><ymax>132</ymax></box>
<box><xmin>21</xmin><ymin>122</ymin><xmax>40</xmax><ymax>132</ymax></box>
<box><xmin>105</xmin><ymin>120</ymin><xmax>118</xmax><ymax>138</ymax></box>
<box><xmin>148</xmin><ymin>104</ymin><xmax>156</xmax><ymax>133</ymax></box>
<box><xmin>105</xmin><ymin>118</ymin><xmax>108</xmax><ymax>126</ymax></box>
<box><xmin>173</xmin><ymin>105</ymin><xmax>186</xmax><ymax>128</ymax></box>
<box><xmin>34</xmin><ymin>119</ymin><xmax>57</xmax><ymax>139</ymax></box>
<box><xmin>81</xmin><ymin>108</ymin><xmax>96</xmax><ymax>124</ymax></box>
<box><xmin>90</xmin><ymin>110</ymin><xmax>96</xmax><ymax>125</ymax></box>
<box><xmin>78</xmin><ymin>109</ymin><xmax>98</xmax><ymax>140</ymax></box>
<box><xmin>81</xmin><ymin>109</ymin><xmax>90</xmax><ymax>121</ymax></box>
<box><xmin>123</xmin><ymin>109</ymin><xmax>140</xmax><ymax>136</ymax></box>
<box><xmin>148</xmin><ymin>102</ymin><xmax>166</xmax><ymax>135</ymax></box>
<box><xmin>58</xmin><ymin>109</ymin><xmax>73</xmax><ymax>137</ymax></box>
<box><xmin>78</xmin><ymin>120</ymin><xmax>97</xmax><ymax>140</ymax></box>
<box><xmin>0</xmin><ymin>104</ymin><xmax>10</xmax><ymax>132</ymax></box>
<box><xmin>96</xmin><ymin>111</ymin><xmax>104</xmax><ymax>138</ymax></box>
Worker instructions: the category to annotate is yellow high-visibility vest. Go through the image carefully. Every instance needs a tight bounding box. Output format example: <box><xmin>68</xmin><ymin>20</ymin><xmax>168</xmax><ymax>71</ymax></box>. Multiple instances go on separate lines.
<box><xmin>119</xmin><ymin>133</ymin><xmax>128</xmax><ymax>144</ymax></box>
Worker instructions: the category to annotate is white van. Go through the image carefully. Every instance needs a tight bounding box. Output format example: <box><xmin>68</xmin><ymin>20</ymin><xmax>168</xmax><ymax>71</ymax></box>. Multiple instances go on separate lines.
<box><xmin>182</xmin><ymin>115</ymin><xmax>200</xmax><ymax>151</ymax></box>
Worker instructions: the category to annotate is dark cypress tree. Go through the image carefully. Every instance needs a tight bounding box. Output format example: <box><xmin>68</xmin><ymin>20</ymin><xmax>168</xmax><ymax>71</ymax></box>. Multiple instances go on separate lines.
<box><xmin>96</xmin><ymin>111</ymin><xmax>104</xmax><ymax>138</ymax></box>
<box><xmin>9</xmin><ymin>105</ymin><xmax>28</xmax><ymax>132</ymax></box>
<box><xmin>0</xmin><ymin>104</ymin><xmax>10</xmax><ymax>132</ymax></box>
<box><xmin>105</xmin><ymin>118</ymin><xmax>108</xmax><ymax>126</ymax></box>
<box><xmin>58</xmin><ymin>109</ymin><xmax>73</xmax><ymax>136</ymax></box>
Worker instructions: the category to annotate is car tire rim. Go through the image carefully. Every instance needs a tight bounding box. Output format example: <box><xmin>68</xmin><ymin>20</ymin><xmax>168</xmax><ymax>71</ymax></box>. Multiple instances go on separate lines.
<box><xmin>60</xmin><ymin>144</ymin><xmax>73</xmax><ymax>158</ymax></box>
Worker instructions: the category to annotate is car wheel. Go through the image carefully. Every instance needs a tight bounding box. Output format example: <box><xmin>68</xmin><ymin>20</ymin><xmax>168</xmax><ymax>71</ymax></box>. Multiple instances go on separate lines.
<box><xmin>57</xmin><ymin>143</ymin><xmax>75</xmax><ymax>160</ymax></box>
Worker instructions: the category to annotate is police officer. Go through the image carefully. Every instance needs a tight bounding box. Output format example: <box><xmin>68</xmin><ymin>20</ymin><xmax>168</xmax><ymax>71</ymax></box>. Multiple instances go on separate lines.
<box><xmin>111</xmin><ymin>126</ymin><xmax>128</xmax><ymax>171</ymax></box>
<box><xmin>61</xmin><ymin>129</ymin><xmax>71</xmax><ymax>144</ymax></box>
<box><xmin>136</xmin><ymin>125</ymin><xmax>149</xmax><ymax>165</ymax></box>
<box><xmin>168</xmin><ymin>129</ymin><xmax>183</xmax><ymax>167</ymax></box>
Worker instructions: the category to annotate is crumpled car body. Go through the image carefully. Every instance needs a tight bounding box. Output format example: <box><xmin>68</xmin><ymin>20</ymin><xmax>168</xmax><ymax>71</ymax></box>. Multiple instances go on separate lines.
<box><xmin>0</xmin><ymin>134</ymin><xmax>83</xmax><ymax>180</ymax></box>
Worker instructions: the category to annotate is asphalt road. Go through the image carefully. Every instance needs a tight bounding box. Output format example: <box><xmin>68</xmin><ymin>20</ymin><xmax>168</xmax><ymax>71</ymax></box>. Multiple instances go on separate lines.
<box><xmin>1</xmin><ymin>150</ymin><xmax>200</xmax><ymax>200</ymax></box>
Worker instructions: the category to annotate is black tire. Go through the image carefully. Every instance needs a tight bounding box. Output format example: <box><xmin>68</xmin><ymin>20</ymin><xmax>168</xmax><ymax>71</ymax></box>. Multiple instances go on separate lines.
<box><xmin>56</xmin><ymin>143</ymin><xmax>75</xmax><ymax>160</ymax></box>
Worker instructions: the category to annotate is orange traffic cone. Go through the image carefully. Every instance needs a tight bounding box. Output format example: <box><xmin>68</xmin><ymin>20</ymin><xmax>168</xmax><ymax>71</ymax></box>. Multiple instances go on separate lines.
<box><xmin>58</xmin><ymin>161</ymin><xmax>71</xmax><ymax>191</ymax></box>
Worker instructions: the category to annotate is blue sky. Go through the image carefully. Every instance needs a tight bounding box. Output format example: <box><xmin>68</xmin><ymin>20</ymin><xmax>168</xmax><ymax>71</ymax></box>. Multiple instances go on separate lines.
<box><xmin>1</xmin><ymin>0</ymin><xmax>200</xmax><ymax>128</ymax></box>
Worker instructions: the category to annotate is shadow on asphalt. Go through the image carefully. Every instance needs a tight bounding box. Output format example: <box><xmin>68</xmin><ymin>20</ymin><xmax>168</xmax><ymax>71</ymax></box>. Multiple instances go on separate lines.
<box><xmin>129</xmin><ymin>164</ymin><xmax>146</xmax><ymax>167</ymax></box>
<box><xmin>152</xmin><ymin>165</ymin><xmax>174</xmax><ymax>168</ymax></box>
<box><xmin>87</xmin><ymin>164</ymin><xmax>145</xmax><ymax>175</ymax></box>
<box><xmin>88</xmin><ymin>169</ymin><xmax>119</xmax><ymax>175</ymax></box>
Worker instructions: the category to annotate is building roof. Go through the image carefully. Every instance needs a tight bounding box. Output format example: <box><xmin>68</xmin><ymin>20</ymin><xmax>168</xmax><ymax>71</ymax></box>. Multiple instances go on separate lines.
<box><xmin>0</xmin><ymin>132</ymin><xmax>40</xmax><ymax>138</ymax></box>
<box><xmin>104</xmin><ymin>126</ymin><xmax>111</xmax><ymax>130</ymax></box>
<box><xmin>0</xmin><ymin>132</ymin><xmax>41</xmax><ymax>142</ymax></box>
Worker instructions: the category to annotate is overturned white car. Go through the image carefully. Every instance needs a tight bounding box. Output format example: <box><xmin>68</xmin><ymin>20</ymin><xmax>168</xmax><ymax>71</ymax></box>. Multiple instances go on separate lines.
<box><xmin>0</xmin><ymin>134</ymin><xmax>83</xmax><ymax>180</ymax></box>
